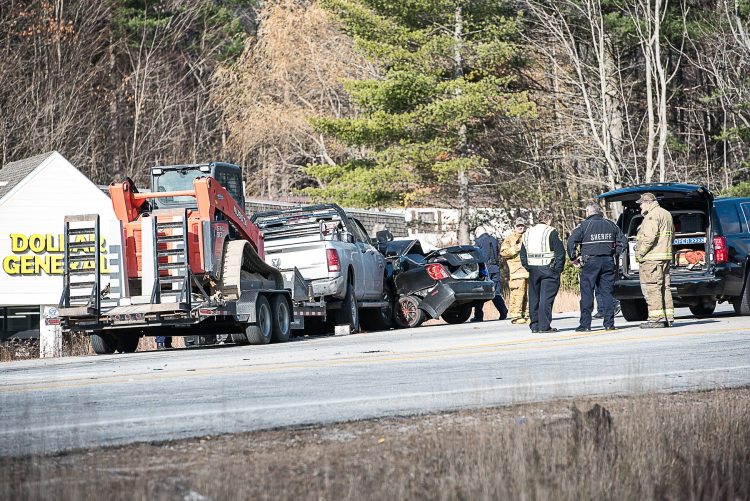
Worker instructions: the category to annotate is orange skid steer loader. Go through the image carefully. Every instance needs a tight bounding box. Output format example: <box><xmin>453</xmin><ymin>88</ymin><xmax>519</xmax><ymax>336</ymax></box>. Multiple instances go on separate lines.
<box><xmin>58</xmin><ymin>163</ymin><xmax>307</xmax><ymax>354</ymax></box>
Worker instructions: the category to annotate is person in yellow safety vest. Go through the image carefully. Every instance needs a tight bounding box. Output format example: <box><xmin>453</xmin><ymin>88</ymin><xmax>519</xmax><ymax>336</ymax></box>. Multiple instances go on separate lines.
<box><xmin>635</xmin><ymin>192</ymin><xmax>675</xmax><ymax>328</ymax></box>
<box><xmin>500</xmin><ymin>217</ymin><xmax>530</xmax><ymax>324</ymax></box>
<box><xmin>520</xmin><ymin>210</ymin><xmax>566</xmax><ymax>333</ymax></box>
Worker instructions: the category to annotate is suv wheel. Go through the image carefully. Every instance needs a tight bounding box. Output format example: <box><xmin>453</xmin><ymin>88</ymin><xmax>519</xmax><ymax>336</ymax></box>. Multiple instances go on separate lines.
<box><xmin>733</xmin><ymin>273</ymin><xmax>750</xmax><ymax>315</ymax></box>
<box><xmin>689</xmin><ymin>298</ymin><xmax>716</xmax><ymax>318</ymax></box>
<box><xmin>620</xmin><ymin>299</ymin><xmax>648</xmax><ymax>322</ymax></box>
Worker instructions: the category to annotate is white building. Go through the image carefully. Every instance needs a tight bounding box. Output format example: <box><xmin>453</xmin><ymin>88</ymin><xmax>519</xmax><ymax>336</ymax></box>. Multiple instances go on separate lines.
<box><xmin>0</xmin><ymin>152</ymin><xmax>123</xmax><ymax>355</ymax></box>
<box><xmin>393</xmin><ymin>207</ymin><xmax>537</xmax><ymax>248</ymax></box>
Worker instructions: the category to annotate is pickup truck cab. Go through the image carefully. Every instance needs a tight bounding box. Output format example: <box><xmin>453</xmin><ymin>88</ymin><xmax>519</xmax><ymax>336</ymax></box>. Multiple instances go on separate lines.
<box><xmin>251</xmin><ymin>204</ymin><xmax>389</xmax><ymax>332</ymax></box>
<box><xmin>597</xmin><ymin>183</ymin><xmax>750</xmax><ymax>320</ymax></box>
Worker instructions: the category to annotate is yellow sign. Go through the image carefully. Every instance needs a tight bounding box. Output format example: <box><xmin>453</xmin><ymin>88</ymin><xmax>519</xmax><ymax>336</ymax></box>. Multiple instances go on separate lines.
<box><xmin>2</xmin><ymin>233</ymin><xmax>111</xmax><ymax>276</ymax></box>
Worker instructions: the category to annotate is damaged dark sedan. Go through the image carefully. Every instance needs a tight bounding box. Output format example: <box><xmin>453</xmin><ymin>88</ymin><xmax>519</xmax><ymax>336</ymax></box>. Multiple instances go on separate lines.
<box><xmin>375</xmin><ymin>234</ymin><xmax>495</xmax><ymax>328</ymax></box>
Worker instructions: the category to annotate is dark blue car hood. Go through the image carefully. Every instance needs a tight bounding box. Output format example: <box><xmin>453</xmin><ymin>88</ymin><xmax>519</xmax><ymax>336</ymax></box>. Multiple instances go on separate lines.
<box><xmin>597</xmin><ymin>183</ymin><xmax>713</xmax><ymax>204</ymax></box>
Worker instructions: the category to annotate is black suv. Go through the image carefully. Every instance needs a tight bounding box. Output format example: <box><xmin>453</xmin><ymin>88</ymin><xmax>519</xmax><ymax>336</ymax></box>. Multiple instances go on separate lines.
<box><xmin>597</xmin><ymin>183</ymin><xmax>750</xmax><ymax>320</ymax></box>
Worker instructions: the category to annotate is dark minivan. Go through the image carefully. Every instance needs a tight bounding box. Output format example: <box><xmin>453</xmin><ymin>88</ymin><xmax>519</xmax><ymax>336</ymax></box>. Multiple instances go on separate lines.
<box><xmin>597</xmin><ymin>183</ymin><xmax>750</xmax><ymax>320</ymax></box>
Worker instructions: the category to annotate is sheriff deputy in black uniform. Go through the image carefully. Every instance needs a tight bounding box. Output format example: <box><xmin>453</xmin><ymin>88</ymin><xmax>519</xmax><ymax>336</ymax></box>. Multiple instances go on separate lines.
<box><xmin>567</xmin><ymin>202</ymin><xmax>626</xmax><ymax>332</ymax></box>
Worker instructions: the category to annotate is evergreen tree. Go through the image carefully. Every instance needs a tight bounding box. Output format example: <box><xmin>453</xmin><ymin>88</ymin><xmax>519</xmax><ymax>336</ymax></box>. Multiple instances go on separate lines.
<box><xmin>306</xmin><ymin>0</ymin><xmax>534</xmax><ymax>243</ymax></box>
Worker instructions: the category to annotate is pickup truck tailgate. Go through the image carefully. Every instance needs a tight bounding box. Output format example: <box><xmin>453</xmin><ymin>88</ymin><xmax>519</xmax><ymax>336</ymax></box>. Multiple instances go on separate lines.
<box><xmin>263</xmin><ymin>240</ymin><xmax>330</xmax><ymax>281</ymax></box>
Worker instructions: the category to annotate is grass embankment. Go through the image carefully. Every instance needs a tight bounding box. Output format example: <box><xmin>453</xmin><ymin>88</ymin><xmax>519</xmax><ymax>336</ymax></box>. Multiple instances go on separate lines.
<box><xmin>2</xmin><ymin>389</ymin><xmax>748</xmax><ymax>500</ymax></box>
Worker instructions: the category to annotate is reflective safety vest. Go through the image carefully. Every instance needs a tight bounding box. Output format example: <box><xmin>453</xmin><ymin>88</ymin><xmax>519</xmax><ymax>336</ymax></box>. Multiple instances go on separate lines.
<box><xmin>523</xmin><ymin>224</ymin><xmax>555</xmax><ymax>266</ymax></box>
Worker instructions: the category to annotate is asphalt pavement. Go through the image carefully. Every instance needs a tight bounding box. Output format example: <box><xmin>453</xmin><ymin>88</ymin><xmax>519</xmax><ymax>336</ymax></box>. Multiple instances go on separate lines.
<box><xmin>1</xmin><ymin>304</ymin><xmax>749</xmax><ymax>457</ymax></box>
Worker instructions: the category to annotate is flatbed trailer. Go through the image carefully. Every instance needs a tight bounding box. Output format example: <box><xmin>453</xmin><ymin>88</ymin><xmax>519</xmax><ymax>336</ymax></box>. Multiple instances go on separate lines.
<box><xmin>56</xmin><ymin>163</ymin><xmax>326</xmax><ymax>354</ymax></box>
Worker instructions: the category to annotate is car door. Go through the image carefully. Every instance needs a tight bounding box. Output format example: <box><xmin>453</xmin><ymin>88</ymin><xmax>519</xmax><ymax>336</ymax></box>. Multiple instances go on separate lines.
<box><xmin>351</xmin><ymin>218</ymin><xmax>384</xmax><ymax>298</ymax></box>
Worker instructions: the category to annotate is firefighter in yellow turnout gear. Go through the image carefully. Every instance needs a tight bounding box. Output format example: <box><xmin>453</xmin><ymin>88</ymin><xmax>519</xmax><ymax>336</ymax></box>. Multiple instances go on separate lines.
<box><xmin>501</xmin><ymin>217</ymin><xmax>530</xmax><ymax>323</ymax></box>
<box><xmin>635</xmin><ymin>192</ymin><xmax>675</xmax><ymax>328</ymax></box>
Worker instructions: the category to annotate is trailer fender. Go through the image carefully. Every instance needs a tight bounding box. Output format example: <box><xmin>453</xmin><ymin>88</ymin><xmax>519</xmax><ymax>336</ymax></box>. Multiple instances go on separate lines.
<box><xmin>235</xmin><ymin>289</ymin><xmax>261</xmax><ymax>323</ymax></box>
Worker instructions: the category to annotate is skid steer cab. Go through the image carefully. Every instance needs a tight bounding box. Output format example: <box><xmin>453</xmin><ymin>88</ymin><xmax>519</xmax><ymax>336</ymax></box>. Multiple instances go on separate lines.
<box><xmin>58</xmin><ymin>162</ymin><xmax>321</xmax><ymax>355</ymax></box>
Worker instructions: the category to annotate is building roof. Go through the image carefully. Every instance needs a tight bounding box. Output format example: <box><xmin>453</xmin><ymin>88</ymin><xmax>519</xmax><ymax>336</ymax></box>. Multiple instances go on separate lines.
<box><xmin>0</xmin><ymin>151</ymin><xmax>56</xmax><ymax>201</ymax></box>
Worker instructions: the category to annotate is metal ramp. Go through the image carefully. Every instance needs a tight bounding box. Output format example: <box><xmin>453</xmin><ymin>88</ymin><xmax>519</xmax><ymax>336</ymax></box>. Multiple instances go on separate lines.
<box><xmin>150</xmin><ymin>210</ymin><xmax>191</xmax><ymax>310</ymax></box>
<box><xmin>58</xmin><ymin>214</ymin><xmax>102</xmax><ymax>317</ymax></box>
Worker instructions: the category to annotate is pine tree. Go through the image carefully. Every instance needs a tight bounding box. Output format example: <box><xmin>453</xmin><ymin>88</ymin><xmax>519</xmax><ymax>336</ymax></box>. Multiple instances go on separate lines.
<box><xmin>306</xmin><ymin>0</ymin><xmax>534</xmax><ymax>243</ymax></box>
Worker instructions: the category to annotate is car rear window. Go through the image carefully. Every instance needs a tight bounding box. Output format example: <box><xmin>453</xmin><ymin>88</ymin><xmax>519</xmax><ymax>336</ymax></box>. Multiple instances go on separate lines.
<box><xmin>714</xmin><ymin>203</ymin><xmax>742</xmax><ymax>235</ymax></box>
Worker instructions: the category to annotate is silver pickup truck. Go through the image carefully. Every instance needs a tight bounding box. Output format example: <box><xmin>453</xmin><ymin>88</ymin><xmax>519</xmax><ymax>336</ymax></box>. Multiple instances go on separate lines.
<box><xmin>251</xmin><ymin>204</ymin><xmax>391</xmax><ymax>332</ymax></box>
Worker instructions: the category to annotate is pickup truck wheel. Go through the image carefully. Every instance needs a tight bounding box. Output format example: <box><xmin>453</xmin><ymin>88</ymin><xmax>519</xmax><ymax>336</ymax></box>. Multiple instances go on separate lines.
<box><xmin>733</xmin><ymin>274</ymin><xmax>750</xmax><ymax>315</ymax></box>
<box><xmin>441</xmin><ymin>304</ymin><xmax>472</xmax><ymax>324</ymax></box>
<box><xmin>394</xmin><ymin>295</ymin><xmax>424</xmax><ymax>328</ymax></box>
<box><xmin>91</xmin><ymin>332</ymin><xmax>117</xmax><ymax>355</ymax></box>
<box><xmin>185</xmin><ymin>335</ymin><xmax>217</xmax><ymax>347</ymax></box>
<box><xmin>271</xmin><ymin>295</ymin><xmax>292</xmax><ymax>343</ymax></box>
<box><xmin>361</xmin><ymin>286</ymin><xmax>394</xmax><ymax>331</ymax></box>
<box><xmin>231</xmin><ymin>333</ymin><xmax>249</xmax><ymax>345</ymax></box>
<box><xmin>689</xmin><ymin>299</ymin><xmax>716</xmax><ymax>318</ymax></box>
<box><xmin>246</xmin><ymin>295</ymin><xmax>273</xmax><ymax>345</ymax></box>
<box><xmin>619</xmin><ymin>299</ymin><xmax>648</xmax><ymax>322</ymax></box>
<box><xmin>335</xmin><ymin>282</ymin><xmax>360</xmax><ymax>333</ymax></box>
<box><xmin>117</xmin><ymin>334</ymin><xmax>140</xmax><ymax>353</ymax></box>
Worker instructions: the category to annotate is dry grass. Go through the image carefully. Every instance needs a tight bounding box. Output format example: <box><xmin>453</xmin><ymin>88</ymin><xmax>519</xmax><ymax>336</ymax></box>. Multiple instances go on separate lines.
<box><xmin>2</xmin><ymin>388</ymin><xmax>748</xmax><ymax>500</ymax></box>
<box><xmin>0</xmin><ymin>339</ymin><xmax>39</xmax><ymax>362</ymax></box>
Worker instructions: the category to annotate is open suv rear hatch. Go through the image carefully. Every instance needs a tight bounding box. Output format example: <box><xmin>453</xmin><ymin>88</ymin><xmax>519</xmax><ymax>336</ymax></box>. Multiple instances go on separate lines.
<box><xmin>597</xmin><ymin>183</ymin><xmax>714</xmax><ymax>280</ymax></box>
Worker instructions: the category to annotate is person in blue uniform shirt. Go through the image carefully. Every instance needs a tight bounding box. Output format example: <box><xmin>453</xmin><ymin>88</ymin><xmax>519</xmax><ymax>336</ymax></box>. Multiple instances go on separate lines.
<box><xmin>471</xmin><ymin>226</ymin><xmax>508</xmax><ymax>322</ymax></box>
<box><xmin>567</xmin><ymin>202</ymin><xmax>626</xmax><ymax>332</ymax></box>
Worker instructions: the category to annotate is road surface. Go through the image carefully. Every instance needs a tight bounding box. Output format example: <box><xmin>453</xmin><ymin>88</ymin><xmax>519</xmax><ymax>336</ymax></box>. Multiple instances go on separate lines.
<box><xmin>2</xmin><ymin>305</ymin><xmax>749</xmax><ymax>457</ymax></box>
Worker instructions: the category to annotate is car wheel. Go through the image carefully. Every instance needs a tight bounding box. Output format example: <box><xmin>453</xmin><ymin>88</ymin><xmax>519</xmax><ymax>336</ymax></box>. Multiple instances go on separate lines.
<box><xmin>361</xmin><ymin>286</ymin><xmax>395</xmax><ymax>331</ymax></box>
<box><xmin>733</xmin><ymin>273</ymin><xmax>750</xmax><ymax>315</ymax></box>
<box><xmin>246</xmin><ymin>295</ymin><xmax>273</xmax><ymax>345</ymax></box>
<box><xmin>689</xmin><ymin>299</ymin><xmax>716</xmax><ymax>318</ymax></box>
<box><xmin>394</xmin><ymin>295</ymin><xmax>424</xmax><ymax>328</ymax></box>
<box><xmin>441</xmin><ymin>304</ymin><xmax>472</xmax><ymax>324</ymax></box>
<box><xmin>620</xmin><ymin>299</ymin><xmax>648</xmax><ymax>322</ymax></box>
<box><xmin>271</xmin><ymin>295</ymin><xmax>292</xmax><ymax>343</ymax></box>
<box><xmin>117</xmin><ymin>334</ymin><xmax>140</xmax><ymax>353</ymax></box>
<box><xmin>335</xmin><ymin>281</ymin><xmax>360</xmax><ymax>333</ymax></box>
<box><xmin>91</xmin><ymin>332</ymin><xmax>117</xmax><ymax>355</ymax></box>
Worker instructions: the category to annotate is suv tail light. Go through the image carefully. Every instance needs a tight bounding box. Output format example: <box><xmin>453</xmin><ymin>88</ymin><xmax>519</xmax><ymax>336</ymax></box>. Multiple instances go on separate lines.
<box><xmin>426</xmin><ymin>263</ymin><xmax>450</xmax><ymax>280</ymax></box>
<box><xmin>713</xmin><ymin>236</ymin><xmax>728</xmax><ymax>264</ymax></box>
<box><xmin>326</xmin><ymin>248</ymin><xmax>341</xmax><ymax>272</ymax></box>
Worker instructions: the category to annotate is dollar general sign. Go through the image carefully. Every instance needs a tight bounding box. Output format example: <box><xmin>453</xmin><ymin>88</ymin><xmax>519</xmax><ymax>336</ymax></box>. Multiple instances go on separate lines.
<box><xmin>2</xmin><ymin>233</ymin><xmax>110</xmax><ymax>276</ymax></box>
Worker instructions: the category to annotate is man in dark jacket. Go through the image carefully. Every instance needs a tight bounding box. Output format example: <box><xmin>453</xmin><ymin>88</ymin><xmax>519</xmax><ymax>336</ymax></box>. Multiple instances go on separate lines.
<box><xmin>471</xmin><ymin>226</ymin><xmax>508</xmax><ymax>322</ymax></box>
<box><xmin>567</xmin><ymin>202</ymin><xmax>626</xmax><ymax>331</ymax></box>
<box><xmin>520</xmin><ymin>210</ymin><xmax>566</xmax><ymax>333</ymax></box>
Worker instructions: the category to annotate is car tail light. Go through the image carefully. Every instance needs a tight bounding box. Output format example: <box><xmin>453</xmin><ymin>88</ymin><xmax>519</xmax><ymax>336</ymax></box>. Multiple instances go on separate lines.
<box><xmin>426</xmin><ymin>263</ymin><xmax>450</xmax><ymax>280</ymax></box>
<box><xmin>326</xmin><ymin>249</ymin><xmax>341</xmax><ymax>272</ymax></box>
<box><xmin>713</xmin><ymin>236</ymin><xmax>728</xmax><ymax>264</ymax></box>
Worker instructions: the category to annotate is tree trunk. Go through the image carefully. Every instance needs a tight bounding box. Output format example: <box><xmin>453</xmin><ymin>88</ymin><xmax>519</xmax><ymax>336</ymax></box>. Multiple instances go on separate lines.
<box><xmin>454</xmin><ymin>1</ymin><xmax>470</xmax><ymax>245</ymax></box>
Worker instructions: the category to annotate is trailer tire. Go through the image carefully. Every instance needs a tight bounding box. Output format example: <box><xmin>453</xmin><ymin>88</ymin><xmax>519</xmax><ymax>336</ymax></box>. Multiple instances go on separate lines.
<box><xmin>91</xmin><ymin>332</ymin><xmax>117</xmax><ymax>355</ymax></box>
<box><xmin>246</xmin><ymin>295</ymin><xmax>273</xmax><ymax>345</ymax></box>
<box><xmin>335</xmin><ymin>281</ymin><xmax>360</xmax><ymax>333</ymax></box>
<box><xmin>394</xmin><ymin>295</ymin><xmax>424</xmax><ymax>329</ymax></box>
<box><xmin>117</xmin><ymin>334</ymin><xmax>140</xmax><ymax>353</ymax></box>
<box><xmin>271</xmin><ymin>295</ymin><xmax>292</xmax><ymax>343</ymax></box>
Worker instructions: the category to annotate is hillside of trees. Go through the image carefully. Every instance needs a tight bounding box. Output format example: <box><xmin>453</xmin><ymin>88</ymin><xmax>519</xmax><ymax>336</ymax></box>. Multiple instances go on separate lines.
<box><xmin>2</xmin><ymin>0</ymin><xmax>750</xmax><ymax>238</ymax></box>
